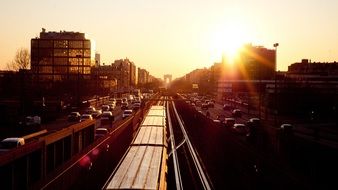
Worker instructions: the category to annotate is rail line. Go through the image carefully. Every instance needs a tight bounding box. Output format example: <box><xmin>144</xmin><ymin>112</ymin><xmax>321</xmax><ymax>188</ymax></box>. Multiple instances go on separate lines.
<box><xmin>166</xmin><ymin>97</ymin><xmax>183</xmax><ymax>190</ymax></box>
<box><xmin>169</xmin><ymin>98</ymin><xmax>212</xmax><ymax>190</ymax></box>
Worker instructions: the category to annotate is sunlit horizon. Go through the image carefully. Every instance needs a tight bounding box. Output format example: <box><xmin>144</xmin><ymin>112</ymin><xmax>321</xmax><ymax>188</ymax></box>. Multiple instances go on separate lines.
<box><xmin>1</xmin><ymin>0</ymin><xmax>338</xmax><ymax>79</ymax></box>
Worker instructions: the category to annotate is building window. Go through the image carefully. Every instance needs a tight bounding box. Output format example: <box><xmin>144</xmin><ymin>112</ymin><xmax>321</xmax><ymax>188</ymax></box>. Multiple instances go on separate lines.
<box><xmin>39</xmin><ymin>49</ymin><xmax>53</xmax><ymax>57</ymax></box>
<box><xmin>54</xmin><ymin>40</ymin><xmax>68</xmax><ymax>48</ymax></box>
<box><xmin>84</xmin><ymin>49</ymin><xmax>91</xmax><ymax>57</ymax></box>
<box><xmin>39</xmin><ymin>40</ymin><xmax>53</xmax><ymax>48</ymax></box>
<box><xmin>69</xmin><ymin>66</ymin><xmax>80</xmax><ymax>74</ymax></box>
<box><xmin>69</xmin><ymin>49</ymin><xmax>83</xmax><ymax>57</ymax></box>
<box><xmin>39</xmin><ymin>58</ymin><xmax>52</xmax><ymax>65</ymax></box>
<box><xmin>83</xmin><ymin>67</ymin><xmax>91</xmax><ymax>74</ymax></box>
<box><xmin>69</xmin><ymin>58</ymin><xmax>82</xmax><ymax>66</ymax></box>
<box><xmin>54</xmin><ymin>49</ymin><xmax>68</xmax><ymax>57</ymax></box>
<box><xmin>53</xmin><ymin>75</ymin><xmax>62</xmax><ymax>81</ymax></box>
<box><xmin>69</xmin><ymin>40</ymin><xmax>83</xmax><ymax>48</ymax></box>
<box><xmin>84</xmin><ymin>58</ymin><xmax>91</xmax><ymax>66</ymax></box>
<box><xmin>83</xmin><ymin>40</ymin><xmax>91</xmax><ymax>48</ymax></box>
<box><xmin>54</xmin><ymin>58</ymin><xmax>68</xmax><ymax>66</ymax></box>
<box><xmin>40</xmin><ymin>66</ymin><xmax>53</xmax><ymax>74</ymax></box>
<box><xmin>54</xmin><ymin>66</ymin><xmax>68</xmax><ymax>74</ymax></box>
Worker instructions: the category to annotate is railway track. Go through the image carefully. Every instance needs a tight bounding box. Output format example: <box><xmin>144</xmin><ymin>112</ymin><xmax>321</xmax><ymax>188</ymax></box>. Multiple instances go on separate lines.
<box><xmin>167</xmin><ymin>96</ymin><xmax>213</xmax><ymax>190</ymax></box>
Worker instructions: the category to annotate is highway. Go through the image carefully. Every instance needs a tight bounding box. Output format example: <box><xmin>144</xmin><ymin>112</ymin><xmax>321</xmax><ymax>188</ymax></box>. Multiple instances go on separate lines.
<box><xmin>2</xmin><ymin>95</ymin><xmax>338</xmax><ymax>189</ymax></box>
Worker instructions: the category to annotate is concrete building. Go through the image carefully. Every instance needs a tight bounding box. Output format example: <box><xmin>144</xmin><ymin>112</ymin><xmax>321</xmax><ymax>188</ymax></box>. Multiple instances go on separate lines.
<box><xmin>31</xmin><ymin>28</ymin><xmax>95</xmax><ymax>82</ymax></box>
<box><xmin>138</xmin><ymin>68</ymin><xmax>149</xmax><ymax>85</ymax></box>
<box><xmin>288</xmin><ymin>59</ymin><xmax>338</xmax><ymax>75</ymax></box>
<box><xmin>111</xmin><ymin>58</ymin><xmax>136</xmax><ymax>92</ymax></box>
<box><xmin>224</xmin><ymin>44</ymin><xmax>276</xmax><ymax>80</ymax></box>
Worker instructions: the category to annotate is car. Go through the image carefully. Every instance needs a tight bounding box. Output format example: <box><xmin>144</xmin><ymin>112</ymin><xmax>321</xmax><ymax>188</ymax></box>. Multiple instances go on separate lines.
<box><xmin>201</xmin><ymin>103</ymin><xmax>209</xmax><ymax>110</ymax></box>
<box><xmin>224</xmin><ymin>117</ymin><xmax>236</xmax><ymax>127</ymax></box>
<box><xmin>101</xmin><ymin>111</ymin><xmax>114</xmax><ymax>125</ymax></box>
<box><xmin>232</xmin><ymin>109</ymin><xmax>242</xmax><ymax>117</ymax></box>
<box><xmin>108</xmin><ymin>102</ymin><xmax>116</xmax><ymax>110</ymax></box>
<box><xmin>101</xmin><ymin>105</ymin><xmax>110</xmax><ymax>112</ymax></box>
<box><xmin>247</xmin><ymin>118</ymin><xmax>260</xmax><ymax>127</ymax></box>
<box><xmin>280</xmin><ymin>123</ymin><xmax>293</xmax><ymax>134</ymax></box>
<box><xmin>0</xmin><ymin>138</ymin><xmax>25</xmax><ymax>152</ymax></box>
<box><xmin>207</xmin><ymin>102</ymin><xmax>214</xmax><ymax>108</ymax></box>
<box><xmin>91</xmin><ymin>110</ymin><xmax>102</xmax><ymax>118</ymax></box>
<box><xmin>232</xmin><ymin>123</ymin><xmax>248</xmax><ymax>135</ymax></box>
<box><xmin>122</xmin><ymin>109</ymin><xmax>133</xmax><ymax>119</ymax></box>
<box><xmin>80</xmin><ymin>114</ymin><xmax>93</xmax><ymax>122</ymax></box>
<box><xmin>95</xmin><ymin>128</ymin><xmax>109</xmax><ymax>139</ymax></box>
<box><xmin>223</xmin><ymin>104</ymin><xmax>231</xmax><ymax>110</ymax></box>
<box><xmin>21</xmin><ymin>115</ymin><xmax>41</xmax><ymax>127</ymax></box>
<box><xmin>85</xmin><ymin>106</ymin><xmax>96</xmax><ymax>115</ymax></box>
<box><xmin>216</xmin><ymin>114</ymin><xmax>226</xmax><ymax>123</ymax></box>
<box><xmin>68</xmin><ymin>112</ymin><xmax>81</xmax><ymax>122</ymax></box>
<box><xmin>133</xmin><ymin>102</ymin><xmax>141</xmax><ymax>110</ymax></box>
<box><xmin>121</xmin><ymin>102</ymin><xmax>128</xmax><ymax>110</ymax></box>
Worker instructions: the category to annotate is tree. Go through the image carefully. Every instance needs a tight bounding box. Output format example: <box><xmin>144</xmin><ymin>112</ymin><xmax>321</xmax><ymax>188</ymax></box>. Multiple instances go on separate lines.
<box><xmin>6</xmin><ymin>48</ymin><xmax>30</xmax><ymax>71</ymax></box>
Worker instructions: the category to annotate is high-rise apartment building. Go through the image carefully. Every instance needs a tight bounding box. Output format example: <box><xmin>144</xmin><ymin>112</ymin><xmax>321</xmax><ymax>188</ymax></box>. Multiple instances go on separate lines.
<box><xmin>138</xmin><ymin>68</ymin><xmax>149</xmax><ymax>85</ymax></box>
<box><xmin>31</xmin><ymin>28</ymin><xmax>95</xmax><ymax>81</ymax></box>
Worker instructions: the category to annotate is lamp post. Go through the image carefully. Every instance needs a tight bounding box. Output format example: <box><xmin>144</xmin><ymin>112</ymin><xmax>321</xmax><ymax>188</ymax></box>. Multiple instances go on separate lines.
<box><xmin>273</xmin><ymin>43</ymin><xmax>279</xmax><ymax>127</ymax></box>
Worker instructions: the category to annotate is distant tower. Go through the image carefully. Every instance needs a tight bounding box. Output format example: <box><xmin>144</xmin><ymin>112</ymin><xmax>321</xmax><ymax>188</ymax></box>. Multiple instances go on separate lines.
<box><xmin>95</xmin><ymin>53</ymin><xmax>100</xmax><ymax>67</ymax></box>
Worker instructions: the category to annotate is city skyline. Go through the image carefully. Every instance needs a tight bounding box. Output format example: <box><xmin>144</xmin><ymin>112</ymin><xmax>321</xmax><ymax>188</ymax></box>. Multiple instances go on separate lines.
<box><xmin>1</xmin><ymin>0</ymin><xmax>338</xmax><ymax>79</ymax></box>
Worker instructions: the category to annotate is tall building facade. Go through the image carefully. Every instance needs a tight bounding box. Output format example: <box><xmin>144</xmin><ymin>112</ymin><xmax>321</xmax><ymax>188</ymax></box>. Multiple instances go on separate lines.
<box><xmin>130</xmin><ymin>62</ymin><xmax>137</xmax><ymax>87</ymax></box>
<box><xmin>138</xmin><ymin>68</ymin><xmax>149</xmax><ymax>85</ymax></box>
<box><xmin>31</xmin><ymin>28</ymin><xmax>95</xmax><ymax>81</ymax></box>
<box><xmin>111</xmin><ymin>58</ymin><xmax>137</xmax><ymax>92</ymax></box>
<box><xmin>224</xmin><ymin>44</ymin><xmax>276</xmax><ymax>80</ymax></box>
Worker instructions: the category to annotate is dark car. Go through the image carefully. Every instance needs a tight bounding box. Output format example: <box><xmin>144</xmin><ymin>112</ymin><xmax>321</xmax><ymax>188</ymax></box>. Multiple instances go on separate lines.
<box><xmin>232</xmin><ymin>109</ymin><xmax>242</xmax><ymax>117</ymax></box>
<box><xmin>68</xmin><ymin>112</ymin><xmax>81</xmax><ymax>122</ymax></box>
<box><xmin>224</xmin><ymin>118</ymin><xmax>236</xmax><ymax>127</ymax></box>
<box><xmin>223</xmin><ymin>104</ymin><xmax>231</xmax><ymax>110</ymax></box>
<box><xmin>232</xmin><ymin>123</ymin><xmax>249</xmax><ymax>135</ymax></box>
<box><xmin>216</xmin><ymin>114</ymin><xmax>226</xmax><ymax>123</ymax></box>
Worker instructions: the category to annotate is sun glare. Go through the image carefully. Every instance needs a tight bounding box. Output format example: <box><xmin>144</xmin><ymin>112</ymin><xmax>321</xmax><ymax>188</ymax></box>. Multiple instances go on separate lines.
<box><xmin>209</xmin><ymin>22</ymin><xmax>250</xmax><ymax>65</ymax></box>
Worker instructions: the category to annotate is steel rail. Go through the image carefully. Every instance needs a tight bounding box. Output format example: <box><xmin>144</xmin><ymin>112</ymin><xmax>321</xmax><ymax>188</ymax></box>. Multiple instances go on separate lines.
<box><xmin>172</xmin><ymin>101</ymin><xmax>212</xmax><ymax>190</ymax></box>
<box><xmin>167</xmin><ymin>97</ymin><xmax>183</xmax><ymax>190</ymax></box>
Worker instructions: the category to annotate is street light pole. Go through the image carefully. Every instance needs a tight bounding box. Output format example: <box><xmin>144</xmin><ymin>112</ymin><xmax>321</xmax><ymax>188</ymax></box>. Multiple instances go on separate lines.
<box><xmin>273</xmin><ymin>43</ymin><xmax>279</xmax><ymax>127</ymax></box>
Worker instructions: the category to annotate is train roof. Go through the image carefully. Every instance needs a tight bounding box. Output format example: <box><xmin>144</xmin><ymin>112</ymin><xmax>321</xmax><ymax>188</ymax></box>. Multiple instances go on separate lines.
<box><xmin>141</xmin><ymin>116</ymin><xmax>166</xmax><ymax>127</ymax></box>
<box><xmin>132</xmin><ymin>126</ymin><xmax>167</xmax><ymax>146</ymax></box>
<box><xmin>106</xmin><ymin>146</ymin><xmax>166</xmax><ymax>190</ymax></box>
<box><xmin>149</xmin><ymin>105</ymin><xmax>165</xmax><ymax>110</ymax></box>
<box><xmin>147</xmin><ymin>109</ymin><xmax>166</xmax><ymax>117</ymax></box>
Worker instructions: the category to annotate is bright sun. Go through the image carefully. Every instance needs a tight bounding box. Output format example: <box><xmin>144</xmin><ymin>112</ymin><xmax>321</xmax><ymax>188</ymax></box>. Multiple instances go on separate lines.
<box><xmin>209</xmin><ymin>22</ymin><xmax>250</xmax><ymax>64</ymax></box>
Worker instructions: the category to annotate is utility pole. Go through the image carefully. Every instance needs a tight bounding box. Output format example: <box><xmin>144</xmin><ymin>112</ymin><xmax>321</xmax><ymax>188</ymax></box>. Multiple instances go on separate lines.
<box><xmin>273</xmin><ymin>43</ymin><xmax>279</xmax><ymax>127</ymax></box>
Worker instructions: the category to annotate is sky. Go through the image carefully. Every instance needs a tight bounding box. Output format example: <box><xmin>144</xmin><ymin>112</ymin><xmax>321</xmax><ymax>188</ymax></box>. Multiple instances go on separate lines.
<box><xmin>0</xmin><ymin>0</ymin><xmax>338</xmax><ymax>79</ymax></box>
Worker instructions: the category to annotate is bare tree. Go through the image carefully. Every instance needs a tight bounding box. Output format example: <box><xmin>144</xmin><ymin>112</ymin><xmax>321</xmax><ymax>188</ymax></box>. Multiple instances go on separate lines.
<box><xmin>6</xmin><ymin>48</ymin><xmax>30</xmax><ymax>71</ymax></box>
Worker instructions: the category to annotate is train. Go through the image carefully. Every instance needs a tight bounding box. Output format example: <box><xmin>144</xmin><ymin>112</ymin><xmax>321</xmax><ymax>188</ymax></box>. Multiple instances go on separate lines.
<box><xmin>103</xmin><ymin>105</ymin><xmax>168</xmax><ymax>190</ymax></box>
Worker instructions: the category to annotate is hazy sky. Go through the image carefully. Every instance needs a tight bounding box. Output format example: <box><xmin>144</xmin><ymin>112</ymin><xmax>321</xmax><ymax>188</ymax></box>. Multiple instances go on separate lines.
<box><xmin>0</xmin><ymin>0</ymin><xmax>337</xmax><ymax>79</ymax></box>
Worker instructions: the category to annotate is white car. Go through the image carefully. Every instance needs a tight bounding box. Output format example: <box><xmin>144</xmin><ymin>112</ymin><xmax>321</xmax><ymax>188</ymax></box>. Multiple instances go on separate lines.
<box><xmin>80</xmin><ymin>114</ymin><xmax>93</xmax><ymax>122</ymax></box>
<box><xmin>122</xmin><ymin>109</ymin><xmax>133</xmax><ymax>119</ymax></box>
